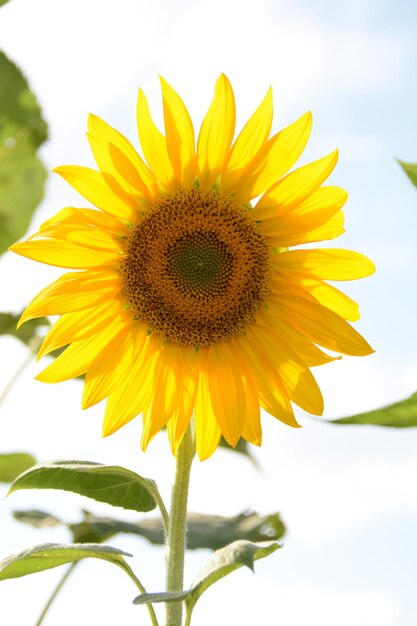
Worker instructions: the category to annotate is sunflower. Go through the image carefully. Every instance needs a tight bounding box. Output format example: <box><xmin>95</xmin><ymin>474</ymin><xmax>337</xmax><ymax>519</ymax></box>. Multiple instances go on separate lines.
<box><xmin>11</xmin><ymin>75</ymin><xmax>374</xmax><ymax>460</ymax></box>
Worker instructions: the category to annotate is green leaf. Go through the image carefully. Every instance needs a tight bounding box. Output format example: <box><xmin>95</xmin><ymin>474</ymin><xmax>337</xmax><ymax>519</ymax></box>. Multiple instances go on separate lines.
<box><xmin>133</xmin><ymin>590</ymin><xmax>190</xmax><ymax>605</ymax></box>
<box><xmin>133</xmin><ymin>540</ymin><xmax>280</xmax><ymax>610</ymax></box>
<box><xmin>85</xmin><ymin>510</ymin><xmax>286</xmax><ymax>549</ymax></box>
<box><xmin>74</xmin><ymin>510</ymin><xmax>285</xmax><ymax>549</ymax></box>
<box><xmin>0</xmin><ymin>452</ymin><xmax>36</xmax><ymax>483</ymax></box>
<box><xmin>186</xmin><ymin>540</ymin><xmax>280</xmax><ymax>610</ymax></box>
<box><xmin>0</xmin><ymin>543</ymin><xmax>132</xmax><ymax>581</ymax></box>
<box><xmin>331</xmin><ymin>391</ymin><xmax>417</xmax><ymax>427</ymax></box>
<box><xmin>8</xmin><ymin>460</ymin><xmax>157</xmax><ymax>512</ymax></box>
<box><xmin>0</xmin><ymin>51</ymin><xmax>48</xmax><ymax>254</ymax></box>
<box><xmin>0</xmin><ymin>312</ymin><xmax>49</xmax><ymax>347</ymax></box>
<box><xmin>13</xmin><ymin>506</ymin><xmax>285</xmax><ymax>549</ymax></box>
<box><xmin>397</xmin><ymin>159</ymin><xmax>417</xmax><ymax>189</ymax></box>
<box><xmin>13</xmin><ymin>509</ymin><xmax>63</xmax><ymax>528</ymax></box>
<box><xmin>185</xmin><ymin>511</ymin><xmax>285</xmax><ymax>550</ymax></box>
<box><xmin>71</xmin><ymin>511</ymin><xmax>147</xmax><ymax>544</ymax></box>
<box><xmin>0</xmin><ymin>1</ymin><xmax>10</xmax><ymax>7</ymax></box>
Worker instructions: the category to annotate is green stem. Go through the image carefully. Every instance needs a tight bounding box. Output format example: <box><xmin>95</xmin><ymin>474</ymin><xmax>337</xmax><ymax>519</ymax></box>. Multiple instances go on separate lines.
<box><xmin>35</xmin><ymin>562</ymin><xmax>77</xmax><ymax>626</ymax></box>
<box><xmin>35</xmin><ymin>559</ymin><xmax>159</xmax><ymax>626</ymax></box>
<box><xmin>184</xmin><ymin>606</ymin><xmax>193</xmax><ymax>626</ymax></box>
<box><xmin>0</xmin><ymin>337</ymin><xmax>41</xmax><ymax>409</ymax></box>
<box><xmin>151</xmin><ymin>482</ymin><xmax>170</xmax><ymax>539</ymax></box>
<box><xmin>123</xmin><ymin>565</ymin><xmax>160</xmax><ymax>626</ymax></box>
<box><xmin>165</xmin><ymin>422</ymin><xmax>196</xmax><ymax>626</ymax></box>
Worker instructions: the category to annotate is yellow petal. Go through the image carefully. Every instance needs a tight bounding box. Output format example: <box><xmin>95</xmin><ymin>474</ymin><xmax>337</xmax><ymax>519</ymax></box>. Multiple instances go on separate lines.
<box><xmin>53</xmin><ymin>165</ymin><xmax>137</xmax><ymax>220</ymax></box>
<box><xmin>259</xmin><ymin>307</ymin><xmax>336</xmax><ymax>366</ymax></box>
<box><xmin>137</xmin><ymin>88</ymin><xmax>175</xmax><ymax>189</ymax></box>
<box><xmin>293</xmin><ymin>211</ymin><xmax>345</xmax><ymax>244</ymax></box>
<box><xmin>233</xmin><ymin>336</ymin><xmax>300</xmax><ymax>428</ymax></box>
<box><xmin>160</xmin><ymin>77</ymin><xmax>196</xmax><ymax>188</ymax></box>
<box><xmin>224</xmin><ymin>86</ymin><xmax>273</xmax><ymax>179</ymax></box>
<box><xmin>207</xmin><ymin>343</ymin><xmax>245</xmax><ymax>447</ymax></box>
<box><xmin>295</xmin><ymin>278</ymin><xmax>360</xmax><ymax>321</ymax></box>
<box><xmin>35</xmin><ymin>224</ymin><xmax>122</xmax><ymax>252</ymax></box>
<box><xmin>39</xmin><ymin>207</ymin><xmax>128</xmax><ymax>236</ymax></box>
<box><xmin>277</xmin><ymin>294</ymin><xmax>374</xmax><ymax>356</ymax></box>
<box><xmin>37</xmin><ymin>300</ymin><xmax>121</xmax><ymax>360</ymax></box>
<box><xmin>82</xmin><ymin>321</ymin><xmax>147</xmax><ymax>408</ymax></box>
<box><xmin>222</xmin><ymin>111</ymin><xmax>312</xmax><ymax>202</ymax></box>
<box><xmin>228</xmin><ymin>341</ymin><xmax>262</xmax><ymax>446</ymax></box>
<box><xmin>10</xmin><ymin>239</ymin><xmax>119</xmax><ymax>269</ymax></box>
<box><xmin>103</xmin><ymin>333</ymin><xmax>162</xmax><ymax>438</ymax></box>
<box><xmin>274</xmin><ymin>248</ymin><xmax>376</xmax><ymax>280</ymax></box>
<box><xmin>197</xmin><ymin>74</ymin><xmax>235</xmax><ymax>188</ymax></box>
<box><xmin>88</xmin><ymin>114</ymin><xmax>159</xmax><ymax>199</ymax></box>
<box><xmin>36</xmin><ymin>316</ymin><xmax>128</xmax><ymax>383</ymax></box>
<box><xmin>256</xmin><ymin>150</ymin><xmax>339</xmax><ymax>214</ymax></box>
<box><xmin>241</xmin><ymin>380</ymin><xmax>262</xmax><ymax>447</ymax></box>
<box><xmin>259</xmin><ymin>185</ymin><xmax>347</xmax><ymax>246</ymax></box>
<box><xmin>18</xmin><ymin>271</ymin><xmax>122</xmax><ymax>326</ymax></box>
<box><xmin>194</xmin><ymin>350</ymin><xmax>222</xmax><ymax>460</ymax></box>
<box><xmin>247</xmin><ymin>325</ymin><xmax>323</xmax><ymax>415</ymax></box>
<box><xmin>141</xmin><ymin>348</ymin><xmax>187</xmax><ymax>449</ymax></box>
<box><xmin>294</xmin><ymin>185</ymin><xmax>348</xmax><ymax>214</ymax></box>
<box><xmin>165</xmin><ymin>345</ymin><xmax>199</xmax><ymax>455</ymax></box>
<box><xmin>263</xmin><ymin>208</ymin><xmax>345</xmax><ymax>247</ymax></box>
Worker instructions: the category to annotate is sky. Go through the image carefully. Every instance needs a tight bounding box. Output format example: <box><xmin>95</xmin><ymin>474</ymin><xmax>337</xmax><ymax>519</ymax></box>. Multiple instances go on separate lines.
<box><xmin>1</xmin><ymin>0</ymin><xmax>417</xmax><ymax>624</ymax></box>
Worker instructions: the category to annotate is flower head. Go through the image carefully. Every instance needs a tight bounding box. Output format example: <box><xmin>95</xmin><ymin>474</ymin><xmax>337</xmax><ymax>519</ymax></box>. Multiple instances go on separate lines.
<box><xmin>11</xmin><ymin>75</ymin><xmax>374</xmax><ymax>459</ymax></box>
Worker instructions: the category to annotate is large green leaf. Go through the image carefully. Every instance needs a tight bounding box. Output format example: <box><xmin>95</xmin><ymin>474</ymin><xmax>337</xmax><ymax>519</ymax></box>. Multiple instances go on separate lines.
<box><xmin>8</xmin><ymin>461</ymin><xmax>157</xmax><ymax>512</ymax></box>
<box><xmin>13</xmin><ymin>508</ymin><xmax>286</xmax><ymax>550</ymax></box>
<box><xmin>0</xmin><ymin>312</ymin><xmax>49</xmax><ymax>347</ymax></box>
<box><xmin>0</xmin><ymin>452</ymin><xmax>36</xmax><ymax>483</ymax></box>
<box><xmin>398</xmin><ymin>159</ymin><xmax>417</xmax><ymax>189</ymax></box>
<box><xmin>134</xmin><ymin>540</ymin><xmax>280</xmax><ymax>613</ymax></box>
<box><xmin>0</xmin><ymin>543</ymin><xmax>132</xmax><ymax>581</ymax></box>
<box><xmin>331</xmin><ymin>391</ymin><xmax>417</xmax><ymax>427</ymax></box>
<box><xmin>0</xmin><ymin>52</ymin><xmax>48</xmax><ymax>255</ymax></box>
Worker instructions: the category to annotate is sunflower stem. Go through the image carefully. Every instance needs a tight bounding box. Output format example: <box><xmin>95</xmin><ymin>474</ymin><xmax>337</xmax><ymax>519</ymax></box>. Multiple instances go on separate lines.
<box><xmin>35</xmin><ymin>562</ymin><xmax>77</xmax><ymax>626</ymax></box>
<box><xmin>165</xmin><ymin>422</ymin><xmax>196</xmax><ymax>626</ymax></box>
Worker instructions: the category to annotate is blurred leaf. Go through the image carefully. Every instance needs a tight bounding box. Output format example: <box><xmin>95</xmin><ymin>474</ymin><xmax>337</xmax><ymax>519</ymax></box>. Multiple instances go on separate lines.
<box><xmin>13</xmin><ymin>509</ymin><xmax>63</xmax><ymax>528</ymax></box>
<box><xmin>331</xmin><ymin>391</ymin><xmax>417</xmax><ymax>427</ymax></box>
<box><xmin>218</xmin><ymin>437</ymin><xmax>259</xmax><ymax>466</ymax></box>
<box><xmin>0</xmin><ymin>542</ymin><xmax>132</xmax><ymax>581</ymax></box>
<box><xmin>397</xmin><ymin>159</ymin><xmax>417</xmax><ymax>189</ymax></box>
<box><xmin>75</xmin><ymin>510</ymin><xmax>285</xmax><ymax>549</ymax></box>
<box><xmin>14</xmin><ymin>508</ymin><xmax>285</xmax><ymax>551</ymax></box>
<box><xmin>0</xmin><ymin>52</ymin><xmax>47</xmax><ymax>150</ymax></box>
<box><xmin>0</xmin><ymin>52</ymin><xmax>48</xmax><ymax>254</ymax></box>
<box><xmin>0</xmin><ymin>1</ymin><xmax>10</xmax><ymax>7</ymax></box>
<box><xmin>134</xmin><ymin>540</ymin><xmax>281</xmax><ymax>611</ymax></box>
<box><xmin>184</xmin><ymin>511</ymin><xmax>285</xmax><ymax>550</ymax></box>
<box><xmin>0</xmin><ymin>452</ymin><xmax>36</xmax><ymax>483</ymax></box>
<box><xmin>8</xmin><ymin>460</ymin><xmax>157</xmax><ymax>512</ymax></box>
<box><xmin>71</xmin><ymin>511</ymin><xmax>147</xmax><ymax>544</ymax></box>
<box><xmin>0</xmin><ymin>312</ymin><xmax>49</xmax><ymax>347</ymax></box>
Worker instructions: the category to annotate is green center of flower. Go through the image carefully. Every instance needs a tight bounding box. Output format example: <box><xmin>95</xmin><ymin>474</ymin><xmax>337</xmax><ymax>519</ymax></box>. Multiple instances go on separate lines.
<box><xmin>121</xmin><ymin>188</ymin><xmax>270</xmax><ymax>347</ymax></box>
<box><xmin>167</xmin><ymin>231</ymin><xmax>234</xmax><ymax>295</ymax></box>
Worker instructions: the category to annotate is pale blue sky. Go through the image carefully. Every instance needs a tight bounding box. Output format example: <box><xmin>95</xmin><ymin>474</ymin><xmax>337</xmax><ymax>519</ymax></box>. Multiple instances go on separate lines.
<box><xmin>0</xmin><ymin>0</ymin><xmax>417</xmax><ymax>624</ymax></box>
